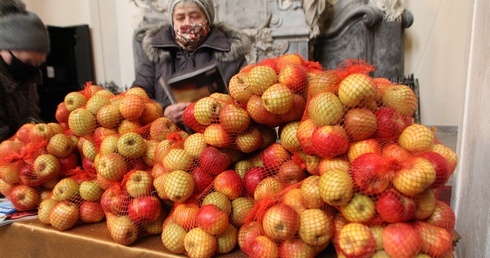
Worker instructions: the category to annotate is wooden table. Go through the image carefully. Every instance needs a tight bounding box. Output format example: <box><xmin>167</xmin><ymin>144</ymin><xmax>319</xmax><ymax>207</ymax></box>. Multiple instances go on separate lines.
<box><xmin>0</xmin><ymin>218</ymin><xmax>336</xmax><ymax>258</ymax></box>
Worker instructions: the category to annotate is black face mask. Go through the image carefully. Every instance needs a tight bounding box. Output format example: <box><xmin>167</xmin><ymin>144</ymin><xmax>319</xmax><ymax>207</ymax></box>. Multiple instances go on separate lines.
<box><xmin>6</xmin><ymin>51</ymin><xmax>40</xmax><ymax>81</ymax></box>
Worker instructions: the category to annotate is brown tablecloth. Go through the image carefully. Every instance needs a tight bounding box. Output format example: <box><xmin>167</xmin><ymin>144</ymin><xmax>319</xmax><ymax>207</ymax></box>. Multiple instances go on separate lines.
<box><xmin>0</xmin><ymin>219</ymin><xmax>336</xmax><ymax>258</ymax></box>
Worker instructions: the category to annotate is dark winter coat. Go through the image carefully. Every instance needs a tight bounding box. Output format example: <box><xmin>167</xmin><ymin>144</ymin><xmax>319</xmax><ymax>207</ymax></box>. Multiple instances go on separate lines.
<box><xmin>0</xmin><ymin>57</ymin><xmax>41</xmax><ymax>142</ymax></box>
<box><xmin>132</xmin><ymin>22</ymin><xmax>252</xmax><ymax>108</ymax></box>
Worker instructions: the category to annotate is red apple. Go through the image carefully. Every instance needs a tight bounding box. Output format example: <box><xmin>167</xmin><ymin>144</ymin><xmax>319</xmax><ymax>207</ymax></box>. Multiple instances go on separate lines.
<box><xmin>382</xmin><ymin>142</ymin><xmax>413</xmax><ymax>167</ymax></box>
<box><xmin>343</xmin><ymin>108</ymin><xmax>377</xmax><ymax>141</ymax></box>
<box><xmin>261</xmin><ymin>142</ymin><xmax>292</xmax><ymax>171</ymax></box>
<box><xmin>79</xmin><ymin>201</ymin><xmax>105</xmax><ymax>223</ymax></box>
<box><xmin>374</xmin><ymin>107</ymin><xmax>408</xmax><ymax>140</ymax></box>
<box><xmin>191</xmin><ymin>166</ymin><xmax>214</xmax><ymax>195</ymax></box>
<box><xmin>55</xmin><ymin>102</ymin><xmax>70</xmax><ymax>123</ymax></box>
<box><xmin>8</xmin><ymin>184</ymin><xmax>40</xmax><ymax>211</ymax></box>
<box><xmin>350</xmin><ymin>153</ymin><xmax>396</xmax><ymax>195</ymax></box>
<box><xmin>296</xmin><ymin>119</ymin><xmax>318</xmax><ymax>155</ymax></box>
<box><xmin>128</xmin><ymin>195</ymin><xmax>162</xmax><ymax>223</ymax></box>
<box><xmin>417</xmin><ymin>151</ymin><xmax>451</xmax><ymax>189</ymax></box>
<box><xmin>414</xmin><ymin>221</ymin><xmax>453</xmax><ymax>257</ymax></box>
<box><xmin>311</xmin><ymin>125</ymin><xmax>349</xmax><ymax>159</ymax></box>
<box><xmin>238</xmin><ymin>221</ymin><xmax>263</xmax><ymax>255</ymax></box>
<box><xmin>58</xmin><ymin>153</ymin><xmax>80</xmax><ymax>176</ymax></box>
<box><xmin>196</xmin><ymin>204</ymin><xmax>229</xmax><ymax>235</ymax></box>
<box><xmin>277</xmin><ymin>160</ymin><xmax>306</xmax><ymax>185</ymax></box>
<box><xmin>249</xmin><ymin>235</ymin><xmax>279</xmax><ymax>258</ymax></box>
<box><xmin>81</xmin><ymin>156</ymin><xmax>95</xmax><ymax>171</ymax></box>
<box><xmin>172</xmin><ymin>202</ymin><xmax>199</xmax><ymax>230</ymax></box>
<box><xmin>203</xmin><ymin>124</ymin><xmax>234</xmax><ymax>148</ymax></box>
<box><xmin>199</xmin><ymin>146</ymin><xmax>231</xmax><ymax>176</ymax></box>
<box><xmin>219</xmin><ymin>103</ymin><xmax>251</xmax><ymax>133</ymax></box>
<box><xmin>277</xmin><ymin>93</ymin><xmax>306</xmax><ymax>123</ymax></box>
<box><xmin>213</xmin><ymin>169</ymin><xmax>244</xmax><ymax>200</ymax></box>
<box><xmin>383</xmin><ymin>222</ymin><xmax>422</xmax><ymax>258</ymax></box>
<box><xmin>246</xmin><ymin>95</ymin><xmax>281</xmax><ymax>127</ymax></box>
<box><xmin>278</xmin><ymin>238</ymin><xmax>316</xmax><ymax>258</ymax></box>
<box><xmin>15</xmin><ymin>123</ymin><xmax>35</xmax><ymax>143</ymax></box>
<box><xmin>376</xmin><ymin>188</ymin><xmax>416</xmax><ymax>223</ymax></box>
<box><xmin>425</xmin><ymin>200</ymin><xmax>456</xmax><ymax>231</ymax></box>
<box><xmin>100</xmin><ymin>185</ymin><xmax>131</xmax><ymax>216</ymax></box>
<box><xmin>183</xmin><ymin>102</ymin><xmax>206</xmax><ymax>133</ymax></box>
<box><xmin>278</xmin><ymin>63</ymin><xmax>308</xmax><ymax>93</ymax></box>
<box><xmin>243</xmin><ymin>166</ymin><xmax>268</xmax><ymax>196</ymax></box>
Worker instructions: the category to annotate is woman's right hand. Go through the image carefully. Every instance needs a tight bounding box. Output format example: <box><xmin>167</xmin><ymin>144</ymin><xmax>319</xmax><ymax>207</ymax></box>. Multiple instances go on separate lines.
<box><xmin>163</xmin><ymin>102</ymin><xmax>191</xmax><ymax>124</ymax></box>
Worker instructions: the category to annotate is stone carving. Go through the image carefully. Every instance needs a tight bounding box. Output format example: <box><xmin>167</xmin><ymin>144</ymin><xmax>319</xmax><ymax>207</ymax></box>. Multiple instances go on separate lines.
<box><xmin>130</xmin><ymin>0</ymin><xmax>413</xmax><ymax>79</ymax></box>
<box><xmin>302</xmin><ymin>0</ymin><xmax>329</xmax><ymax>38</ymax></box>
<box><xmin>312</xmin><ymin>0</ymin><xmax>413</xmax><ymax>78</ymax></box>
<box><xmin>369</xmin><ymin>0</ymin><xmax>405</xmax><ymax>22</ymax></box>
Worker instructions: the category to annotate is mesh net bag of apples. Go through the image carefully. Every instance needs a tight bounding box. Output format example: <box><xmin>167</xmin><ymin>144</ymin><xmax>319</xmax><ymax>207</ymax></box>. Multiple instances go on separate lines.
<box><xmin>0</xmin><ymin>54</ymin><xmax>458</xmax><ymax>258</ymax></box>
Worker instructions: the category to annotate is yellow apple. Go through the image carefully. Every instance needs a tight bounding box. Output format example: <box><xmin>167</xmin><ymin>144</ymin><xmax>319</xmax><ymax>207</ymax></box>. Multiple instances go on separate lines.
<box><xmin>318</xmin><ymin>169</ymin><xmax>354</xmax><ymax>206</ymax></box>
<box><xmin>299</xmin><ymin>208</ymin><xmax>334</xmax><ymax>247</ymax></box>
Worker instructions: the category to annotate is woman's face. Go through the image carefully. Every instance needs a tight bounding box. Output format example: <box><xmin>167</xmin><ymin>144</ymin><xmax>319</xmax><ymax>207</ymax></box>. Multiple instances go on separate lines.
<box><xmin>172</xmin><ymin>2</ymin><xmax>207</xmax><ymax>28</ymax></box>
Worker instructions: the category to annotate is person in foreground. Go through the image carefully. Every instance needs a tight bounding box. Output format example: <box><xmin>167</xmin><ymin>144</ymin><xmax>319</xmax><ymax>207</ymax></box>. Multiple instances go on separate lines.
<box><xmin>0</xmin><ymin>0</ymin><xmax>50</xmax><ymax>142</ymax></box>
<box><xmin>131</xmin><ymin>0</ymin><xmax>251</xmax><ymax>125</ymax></box>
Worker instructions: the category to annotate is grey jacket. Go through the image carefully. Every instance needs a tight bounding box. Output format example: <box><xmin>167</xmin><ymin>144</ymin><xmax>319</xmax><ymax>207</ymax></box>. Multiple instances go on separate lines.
<box><xmin>0</xmin><ymin>57</ymin><xmax>41</xmax><ymax>142</ymax></box>
<box><xmin>132</xmin><ymin>22</ymin><xmax>252</xmax><ymax>108</ymax></box>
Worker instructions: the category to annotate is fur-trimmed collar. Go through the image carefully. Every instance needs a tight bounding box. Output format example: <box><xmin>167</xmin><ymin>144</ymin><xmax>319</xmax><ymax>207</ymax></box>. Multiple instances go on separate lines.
<box><xmin>141</xmin><ymin>22</ymin><xmax>252</xmax><ymax>64</ymax></box>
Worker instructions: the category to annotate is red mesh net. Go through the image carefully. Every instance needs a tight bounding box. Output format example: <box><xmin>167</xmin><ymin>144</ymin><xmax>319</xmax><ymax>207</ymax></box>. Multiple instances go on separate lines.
<box><xmin>37</xmin><ymin>168</ymin><xmax>106</xmax><ymax>231</ymax></box>
<box><xmin>239</xmin><ymin>180</ymin><xmax>336</xmax><ymax>258</ymax></box>
<box><xmin>0</xmin><ymin>123</ymin><xmax>81</xmax><ymax>211</ymax></box>
<box><xmin>225</xmin><ymin>54</ymin><xmax>320</xmax><ymax>129</ymax></box>
<box><xmin>60</xmin><ymin>83</ymin><xmax>163</xmax><ymax>138</ymax></box>
<box><xmin>160</xmin><ymin>168</ymin><xmax>250</xmax><ymax>257</ymax></box>
<box><xmin>100</xmin><ymin>174</ymin><xmax>169</xmax><ymax>245</ymax></box>
<box><xmin>288</xmin><ymin>60</ymin><xmax>458</xmax><ymax>258</ymax></box>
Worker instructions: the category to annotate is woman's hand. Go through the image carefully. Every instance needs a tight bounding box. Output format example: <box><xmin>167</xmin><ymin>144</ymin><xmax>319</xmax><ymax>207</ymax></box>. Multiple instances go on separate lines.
<box><xmin>163</xmin><ymin>102</ymin><xmax>191</xmax><ymax>124</ymax></box>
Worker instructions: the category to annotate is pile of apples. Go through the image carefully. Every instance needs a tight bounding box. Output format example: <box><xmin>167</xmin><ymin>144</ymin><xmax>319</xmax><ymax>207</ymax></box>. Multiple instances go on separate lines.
<box><xmin>58</xmin><ymin>83</ymin><xmax>163</xmax><ymax>138</ymax></box>
<box><xmin>160</xmin><ymin>169</ymin><xmax>253</xmax><ymax>257</ymax></box>
<box><xmin>0</xmin><ymin>122</ymin><xmax>80</xmax><ymax>212</ymax></box>
<box><xmin>286</xmin><ymin>62</ymin><xmax>457</xmax><ymax>257</ymax></box>
<box><xmin>182</xmin><ymin>93</ymin><xmax>279</xmax><ymax>154</ymax></box>
<box><xmin>238</xmin><ymin>180</ymin><xmax>337</xmax><ymax>258</ymax></box>
<box><xmin>181</xmin><ymin>53</ymin><xmax>321</xmax><ymax>154</ymax></box>
<box><xmin>100</xmin><ymin>170</ymin><xmax>167</xmax><ymax>245</ymax></box>
<box><xmin>0</xmin><ymin>53</ymin><xmax>460</xmax><ymax>258</ymax></box>
<box><xmin>38</xmin><ymin>176</ymin><xmax>106</xmax><ymax>231</ymax></box>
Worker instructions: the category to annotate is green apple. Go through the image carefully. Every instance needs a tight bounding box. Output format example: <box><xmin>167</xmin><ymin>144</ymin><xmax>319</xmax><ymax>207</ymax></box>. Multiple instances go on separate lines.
<box><xmin>51</xmin><ymin>177</ymin><xmax>80</xmax><ymax>201</ymax></box>
<box><xmin>79</xmin><ymin>179</ymin><xmax>104</xmax><ymax>201</ymax></box>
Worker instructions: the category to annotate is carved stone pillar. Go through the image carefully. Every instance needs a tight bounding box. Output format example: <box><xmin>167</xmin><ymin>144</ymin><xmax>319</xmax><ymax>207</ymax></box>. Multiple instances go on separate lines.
<box><xmin>311</xmin><ymin>0</ymin><xmax>413</xmax><ymax>78</ymax></box>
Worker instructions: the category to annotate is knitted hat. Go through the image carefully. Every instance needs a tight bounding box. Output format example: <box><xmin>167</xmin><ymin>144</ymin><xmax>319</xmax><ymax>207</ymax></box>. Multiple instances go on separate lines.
<box><xmin>0</xmin><ymin>0</ymin><xmax>50</xmax><ymax>53</ymax></box>
<box><xmin>169</xmin><ymin>0</ymin><xmax>215</xmax><ymax>27</ymax></box>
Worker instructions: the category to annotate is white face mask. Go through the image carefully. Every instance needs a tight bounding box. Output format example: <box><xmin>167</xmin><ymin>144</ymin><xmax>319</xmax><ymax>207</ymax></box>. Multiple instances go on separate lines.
<box><xmin>174</xmin><ymin>22</ymin><xmax>210</xmax><ymax>51</ymax></box>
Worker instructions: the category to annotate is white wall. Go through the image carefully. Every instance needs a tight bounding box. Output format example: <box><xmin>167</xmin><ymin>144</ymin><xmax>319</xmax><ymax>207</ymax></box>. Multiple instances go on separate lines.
<box><xmin>24</xmin><ymin>0</ymin><xmax>469</xmax><ymax>126</ymax></box>
<box><xmin>404</xmin><ymin>0</ymin><xmax>470</xmax><ymax>126</ymax></box>
<box><xmin>452</xmin><ymin>0</ymin><xmax>490</xmax><ymax>256</ymax></box>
